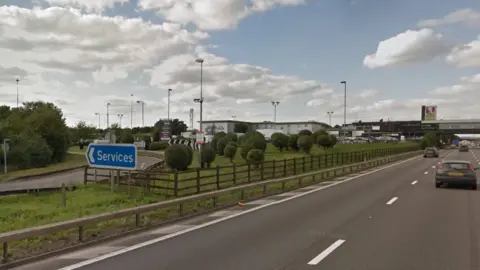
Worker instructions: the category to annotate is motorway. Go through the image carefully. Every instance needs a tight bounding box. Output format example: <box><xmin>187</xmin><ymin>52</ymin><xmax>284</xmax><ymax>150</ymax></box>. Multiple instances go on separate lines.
<box><xmin>12</xmin><ymin>149</ymin><xmax>480</xmax><ymax>270</ymax></box>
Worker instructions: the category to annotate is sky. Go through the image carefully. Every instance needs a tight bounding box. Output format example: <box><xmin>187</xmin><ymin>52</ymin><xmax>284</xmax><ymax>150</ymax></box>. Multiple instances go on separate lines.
<box><xmin>0</xmin><ymin>0</ymin><xmax>480</xmax><ymax>129</ymax></box>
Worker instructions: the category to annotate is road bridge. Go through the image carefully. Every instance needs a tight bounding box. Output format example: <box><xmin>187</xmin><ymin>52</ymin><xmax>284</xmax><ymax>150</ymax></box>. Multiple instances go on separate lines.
<box><xmin>422</xmin><ymin>119</ymin><xmax>480</xmax><ymax>134</ymax></box>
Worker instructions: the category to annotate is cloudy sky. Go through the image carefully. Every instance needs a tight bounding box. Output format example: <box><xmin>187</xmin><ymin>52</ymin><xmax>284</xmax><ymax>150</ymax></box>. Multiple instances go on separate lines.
<box><xmin>1</xmin><ymin>0</ymin><xmax>479</xmax><ymax>128</ymax></box>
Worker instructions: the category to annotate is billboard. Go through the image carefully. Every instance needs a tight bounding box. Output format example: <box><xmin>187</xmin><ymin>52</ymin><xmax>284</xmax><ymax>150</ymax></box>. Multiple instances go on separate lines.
<box><xmin>424</xmin><ymin>106</ymin><xmax>437</xmax><ymax>121</ymax></box>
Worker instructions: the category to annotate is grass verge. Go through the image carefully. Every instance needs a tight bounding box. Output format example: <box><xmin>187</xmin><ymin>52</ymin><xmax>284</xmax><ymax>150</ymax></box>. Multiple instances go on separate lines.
<box><xmin>0</xmin><ymin>150</ymin><xmax>419</xmax><ymax>263</ymax></box>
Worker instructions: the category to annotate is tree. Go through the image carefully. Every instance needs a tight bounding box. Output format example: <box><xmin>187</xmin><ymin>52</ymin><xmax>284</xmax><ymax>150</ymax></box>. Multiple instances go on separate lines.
<box><xmin>201</xmin><ymin>146</ymin><xmax>216</xmax><ymax>168</ymax></box>
<box><xmin>70</xmin><ymin>121</ymin><xmax>97</xmax><ymax>143</ymax></box>
<box><xmin>234</xmin><ymin>123</ymin><xmax>249</xmax><ymax>133</ymax></box>
<box><xmin>246</xmin><ymin>149</ymin><xmax>264</xmax><ymax>168</ymax></box>
<box><xmin>329</xmin><ymin>134</ymin><xmax>338</xmax><ymax>148</ymax></box>
<box><xmin>313</xmin><ymin>130</ymin><xmax>329</xmax><ymax>144</ymax></box>
<box><xmin>271</xmin><ymin>132</ymin><xmax>289</xmax><ymax>152</ymax></box>
<box><xmin>298</xmin><ymin>130</ymin><xmax>313</xmax><ymax>136</ymax></box>
<box><xmin>165</xmin><ymin>144</ymin><xmax>191</xmax><ymax>171</ymax></box>
<box><xmin>153</xmin><ymin>118</ymin><xmax>188</xmax><ymax>137</ymax></box>
<box><xmin>317</xmin><ymin>135</ymin><xmax>331</xmax><ymax>150</ymax></box>
<box><xmin>216</xmin><ymin>137</ymin><xmax>229</xmax><ymax>155</ymax></box>
<box><xmin>224</xmin><ymin>144</ymin><xmax>237</xmax><ymax>162</ymax></box>
<box><xmin>297</xmin><ymin>135</ymin><xmax>314</xmax><ymax>154</ymax></box>
<box><xmin>289</xmin><ymin>134</ymin><xmax>300</xmax><ymax>151</ymax></box>
<box><xmin>225</xmin><ymin>132</ymin><xmax>238</xmax><ymax>142</ymax></box>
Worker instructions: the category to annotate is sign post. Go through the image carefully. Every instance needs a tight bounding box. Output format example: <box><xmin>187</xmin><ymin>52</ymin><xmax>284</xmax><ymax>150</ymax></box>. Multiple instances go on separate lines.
<box><xmin>160</xmin><ymin>119</ymin><xmax>171</xmax><ymax>141</ymax></box>
<box><xmin>2</xmin><ymin>139</ymin><xmax>9</xmax><ymax>174</ymax></box>
<box><xmin>85</xmin><ymin>143</ymin><xmax>138</xmax><ymax>170</ymax></box>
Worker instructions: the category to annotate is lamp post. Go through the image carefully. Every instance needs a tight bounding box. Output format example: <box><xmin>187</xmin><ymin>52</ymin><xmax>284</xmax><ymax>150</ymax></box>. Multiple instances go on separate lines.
<box><xmin>271</xmin><ymin>101</ymin><xmax>279</xmax><ymax>129</ymax></box>
<box><xmin>106</xmin><ymin>103</ymin><xmax>111</xmax><ymax>129</ymax></box>
<box><xmin>168</xmin><ymin>88</ymin><xmax>172</xmax><ymax>120</ymax></box>
<box><xmin>340</xmin><ymin>81</ymin><xmax>347</xmax><ymax>139</ymax></box>
<box><xmin>94</xmin><ymin>113</ymin><xmax>101</xmax><ymax>129</ymax></box>
<box><xmin>118</xmin><ymin>114</ymin><xmax>124</xmax><ymax>128</ymax></box>
<box><xmin>15</xmin><ymin>78</ymin><xmax>19</xmax><ymax>108</ymax></box>
<box><xmin>136</xmin><ymin>100</ymin><xmax>144</xmax><ymax>127</ymax></box>
<box><xmin>3</xmin><ymin>139</ymin><xmax>10</xmax><ymax>174</ymax></box>
<box><xmin>194</xmin><ymin>58</ymin><xmax>204</xmax><ymax>168</ymax></box>
<box><xmin>130</xmin><ymin>94</ymin><xmax>134</xmax><ymax>128</ymax></box>
<box><xmin>327</xmin><ymin>111</ymin><xmax>334</xmax><ymax>126</ymax></box>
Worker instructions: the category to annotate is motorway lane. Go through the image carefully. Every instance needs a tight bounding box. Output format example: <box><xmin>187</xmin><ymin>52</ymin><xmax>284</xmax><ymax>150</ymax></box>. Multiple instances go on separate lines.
<box><xmin>62</xmin><ymin>151</ymin><xmax>448</xmax><ymax>270</ymax></box>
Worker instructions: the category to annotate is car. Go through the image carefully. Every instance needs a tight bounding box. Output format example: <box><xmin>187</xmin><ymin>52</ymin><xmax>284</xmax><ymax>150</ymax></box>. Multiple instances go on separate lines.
<box><xmin>435</xmin><ymin>160</ymin><xmax>478</xmax><ymax>189</ymax></box>
<box><xmin>423</xmin><ymin>147</ymin><xmax>439</xmax><ymax>158</ymax></box>
<box><xmin>459</xmin><ymin>145</ymin><xmax>469</xmax><ymax>152</ymax></box>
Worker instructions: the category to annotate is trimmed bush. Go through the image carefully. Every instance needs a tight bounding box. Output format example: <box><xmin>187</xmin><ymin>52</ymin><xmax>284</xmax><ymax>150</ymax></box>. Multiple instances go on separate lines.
<box><xmin>227</xmin><ymin>141</ymin><xmax>237</xmax><ymax>147</ymax></box>
<box><xmin>241</xmin><ymin>140</ymin><xmax>257</xmax><ymax>160</ymax></box>
<box><xmin>165</xmin><ymin>144</ymin><xmax>190</xmax><ymax>171</ymax></box>
<box><xmin>184</xmin><ymin>145</ymin><xmax>194</xmax><ymax>165</ymax></box>
<box><xmin>224</xmin><ymin>144</ymin><xmax>237</xmax><ymax>162</ymax></box>
<box><xmin>246</xmin><ymin>149</ymin><xmax>264</xmax><ymax>168</ymax></box>
<box><xmin>211</xmin><ymin>132</ymin><xmax>226</xmax><ymax>152</ymax></box>
<box><xmin>297</xmin><ymin>135</ymin><xmax>314</xmax><ymax>154</ymax></box>
<box><xmin>201</xmin><ymin>146</ymin><xmax>216</xmax><ymax>168</ymax></box>
<box><xmin>225</xmin><ymin>132</ymin><xmax>238</xmax><ymax>142</ymax></box>
<box><xmin>289</xmin><ymin>134</ymin><xmax>300</xmax><ymax>151</ymax></box>
<box><xmin>149</xmin><ymin>141</ymin><xmax>169</xmax><ymax>150</ymax></box>
<box><xmin>216</xmin><ymin>137</ymin><xmax>229</xmax><ymax>155</ymax></box>
<box><xmin>329</xmin><ymin>135</ymin><xmax>338</xmax><ymax>147</ymax></box>
<box><xmin>271</xmin><ymin>132</ymin><xmax>289</xmax><ymax>152</ymax></box>
<box><xmin>317</xmin><ymin>134</ymin><xmax>331</xmax><ymax>149</ymax></box>
<box><xmin>143</xmin><ymin>135</ymin><xmax>152</xmax><ymax>149</ymax></box>
<box><xmin>8</xmin><ymin>131</ymin><xmax>52</xmax><ymax>169</ymax></box>
<box><xmin>313</xmin><ymin>129</ymin><xmax>329</xmax><ymax>143</ymax></box>
<box><xmin>298</xmin><ymin>130</ymin><xmax>313</xmax><ymax>136</ymax></box>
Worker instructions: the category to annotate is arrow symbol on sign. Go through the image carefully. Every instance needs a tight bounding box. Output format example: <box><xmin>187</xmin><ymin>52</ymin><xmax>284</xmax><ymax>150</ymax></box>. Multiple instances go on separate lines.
<box><xmin>88</xmin><ymin>147</ymin><xmax>95</xmax><ymax>163</ymax></box>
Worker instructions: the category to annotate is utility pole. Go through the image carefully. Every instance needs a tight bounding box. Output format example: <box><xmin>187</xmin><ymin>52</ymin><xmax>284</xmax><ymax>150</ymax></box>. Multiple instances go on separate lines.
<box><xmin>16</xmin><ymin>78</ymin><xmax>19</xmax><ymax>108</ymax></box>
<box><xmin>168</xmin><ymin>88</ymin><xmax>172</xmax><ymax>120</ymax></box>
<box><xmin>271</xmin><ymin>101</ymin><xmax>280</xmax><ymax>128</ymax></box>
<box><xmin>106</xmin><ymin>103</ymin><xmax>111</xmax><ymax>129</ymax></box>
<box><xmin>136</xmin><ymin>101</ymin><xmax>144</xmax><ymax>126</ymax></box>
<box><xmin>130</xmin><ymin>94</ymin><xmax>134</xmax><ymax>128</ymax></box>
<box><xmin>118</xmin><ymin>114</ymin><xmax>124</xmax><ymax>128</ymax></box>
<box><xmin>340</xmin><ymin>81</ymin><xmax>347</xmax><ymax>139</ymax></box>
<box><xmin>194</xmin><ymin>58</ymin><xmax>204</xmax><ymax>168</ymax></box>
<box><xmin>94</xmin><ymin>113</ymin><xmax>101</xmax><ymax>129</ymax></box>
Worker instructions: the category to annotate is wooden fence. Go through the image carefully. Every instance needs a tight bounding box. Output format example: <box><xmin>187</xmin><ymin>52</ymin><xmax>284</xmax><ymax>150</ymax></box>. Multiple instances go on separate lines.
<box><xmin>84</xmin><ymin>146</ymin><xmax>420</xmax><ymax>197</ymax></box>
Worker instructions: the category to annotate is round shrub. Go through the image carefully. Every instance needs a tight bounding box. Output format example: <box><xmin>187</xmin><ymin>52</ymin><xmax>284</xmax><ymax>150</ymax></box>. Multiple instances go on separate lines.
<box><xmin>289</xmin><ymin>134</ymin><xmax>300</xmax><ymax>151</ymax></box>
<box><xmin>225</xmin><ymin>132</ymin><xmax>238</xmax><ymax>142</ymax></box>
<box><xmin>224</xmin><ymin>144</ymin><xmax>237</xmax><ymax>162</ymax></box>
<box><xmin>313</xmin><ymin>129</ymin><xmax>329</xmax><ymax>143</ymax></box>
<box><xmin>329</xmin><ymin>134</ymin><xmax>338</xmax><ymax>147</ymax></box>
<box><xmin>165</xmin><ymin>144</ymin><xmax>190</xmax><ymax>171</ymax></box>
<box><xmin>244</xmin><ymin>135</ymin><xmax>266</xmax><ymax>151</ymax></box>
<box><xmin>201</xmin><ymin>146</ymin><xmax>216</xmax><ymax>168</ymax></box>
<box><xmin>316</xmin><ymin>134</ymin><xmax>332</xmax><ymax>149</ymax></box>
<box><xmin>149</xmin><ymin>141</ymin><xmax>169</xmax><ymax>150</ymax></box>
<box><xmin>184</xmin><ymin>145</ymin><xmax>194</xmax><ymax>165</ymax></box>
<box><xmin>246</xmin><ymin>149</ymin><xmax>264</xmax><ymax>168</ymax></box>
<box><xmin>9</xmin><ymin>133</ymin><xmax>53</xmax><ymax>169</ymax></box>
<box><xmin>211</xmin><ymin>132</ymin><xmax>226</xmax><ymax>152</ymax></box>
<box><xmin>241</xmin><ymin>140</ymin><xmax>257</xmax><ymax>160</ymax></box>
<box><xmin>271</xmin><ymin>132</ymin><xmax>289</xmax><ymax>151</ymax></box>
<box><xmin>216</xmin><ymin>137</ymin><xmax>229</xmax><ymax>155</ymax></box>
<box><xmin>227</xmin><ymin>141</ymin><xmax>237</xmax><ymax>147</ymax></box>
<box><xmin>298</xmin><ymin>130</ymin><xmax>313</xmax><ymax>136</ymax></box>
<box><xmin>297</xmin><ymin>135</ymin><xmax>314</xmax><ymax>154</ymax></box>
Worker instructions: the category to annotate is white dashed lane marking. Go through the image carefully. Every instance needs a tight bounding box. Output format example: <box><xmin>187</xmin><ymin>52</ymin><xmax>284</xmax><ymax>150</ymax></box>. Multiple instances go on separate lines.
<box><xmin>411</xmin><ymin>180</ymin><xmax>418</xmax><ymax>185</ymax></box>
<box><xmin>386</xmin><ymin>197</ymin><xmax>399</xmax><ymax>205</ymax></box>
<box><xmin>307</xmin><ymin>239</ymin><xmax>346</xmax><ymax>265</ymax></box>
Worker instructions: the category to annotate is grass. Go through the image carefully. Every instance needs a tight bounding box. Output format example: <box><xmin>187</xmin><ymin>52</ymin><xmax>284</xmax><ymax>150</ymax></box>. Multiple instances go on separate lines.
<box><xmin>0</xmin><ymin>154</ymin><xmax>87</xmax><ymax>182</ymax></box>
<box><xmin>0</xmin><ymin>150</ymin><xmax>420</xmax><ymax>262</ymax></box>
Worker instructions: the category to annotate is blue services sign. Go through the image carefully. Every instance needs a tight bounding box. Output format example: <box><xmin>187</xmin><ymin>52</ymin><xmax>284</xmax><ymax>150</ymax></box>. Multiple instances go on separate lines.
<box><xmin>85</xmin><ymin>143</ymin><xmax>137</xmax><ymax>170</ymax></box>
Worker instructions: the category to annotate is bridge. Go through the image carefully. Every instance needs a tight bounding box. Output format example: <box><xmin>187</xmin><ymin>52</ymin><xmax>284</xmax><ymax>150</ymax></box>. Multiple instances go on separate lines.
<box><xmin>422</xmin><ymin>119</ymin><xmax>480</xmax><ymax>134</ymax></box>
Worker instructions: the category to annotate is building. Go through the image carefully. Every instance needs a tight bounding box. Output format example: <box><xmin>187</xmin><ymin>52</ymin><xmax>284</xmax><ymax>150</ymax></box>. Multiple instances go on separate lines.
<box><xmin>200</xmin><ymin>120</ymin><xmax>330</xmax><ymax>135</ymax></box>
<box><xmin>351</xmin><ymin>120</ymin><xmax>426</xmax><ymax>137</ymax></box>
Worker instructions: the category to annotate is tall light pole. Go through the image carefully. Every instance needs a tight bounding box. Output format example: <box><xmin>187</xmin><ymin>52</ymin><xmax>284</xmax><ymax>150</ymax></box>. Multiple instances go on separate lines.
<box><xmin>340</xmin><ymin>81</ymin><xmax>347</xmax><ymax>139</ymax></box>
<box><xmin>94</xmin><ymin>113</ymin><xmax>101</xmax><ymax>129</ymax></box>
<box><xmin>168</xmin><ymin>88</ymin><xmax>172</xmax><ymax>120</ymax></box>
<box><xmin>271</xmin><ymin>101</ymin><xmax>280</xmax><ymax>128</ymax></box>
<box><xmin>194</xmin><ymin>58</ymin><xmax>204</xmax><ymax>168</ymax></box>
<box><xmin>136</xmin><ymin>100</ymin><xmax>145</xmax><ymax>127</ymax></box>
<box><xmin>130</xmin><ymin>94</ymin><xmax>134</xmax><ymax>128</ymax></box>
<box><xmin>15</xmin><ymin>78</ymin><xmax>19</xmax><ymax>108</ymax></box>
<box><xmin>327</xmin><ymin>111</ymin><xmax>334</xmax><ymax>126</ymax></box>
<box><xmin>118</xmin><ymin>113</ymin><xmax>124</xmax><ymax>128</ymax></box>
<box><xmin>106</xmin><ymin>103</ymin><xmax>111</xmax><ymax>129</ymax></box>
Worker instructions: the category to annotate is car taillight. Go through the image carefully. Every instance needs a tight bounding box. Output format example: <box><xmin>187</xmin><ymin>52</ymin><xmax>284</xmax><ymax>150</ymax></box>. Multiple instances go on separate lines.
<box><xmin>439</xmin><ymin>163</ymin><xmax>444</xmax><ymax>169</ymax></box>
<box><xmin>468</xmin><ymin>164</ymin><xmax>473</xmax><ymax>170</ymax></box>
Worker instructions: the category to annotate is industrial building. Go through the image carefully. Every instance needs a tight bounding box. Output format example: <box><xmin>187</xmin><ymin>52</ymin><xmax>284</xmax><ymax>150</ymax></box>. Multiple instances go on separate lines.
<box><xmin>200</xmin><ymin>120</ymin><xmax>330</xmax><ymax>135</ymax></box>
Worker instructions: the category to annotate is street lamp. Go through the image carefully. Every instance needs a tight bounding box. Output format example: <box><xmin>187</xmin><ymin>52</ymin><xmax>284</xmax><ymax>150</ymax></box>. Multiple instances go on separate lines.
<box><xmin>15</xmin><ymin>78</ymin><xmax>19</xmax><ymax>108</ymax></box>
<box><xmin>3</xmin><ymin>139</ymin><xmax>10</xmax><ymax>174</ymax></box>
<box><xmin>195</xmin><ymin>58</ymin><xmax>204</xmax><ymax>168</ymax></box>
<box><xmin>130</xmin><ymin>94</ymin><xmax>134</xmax><ymax>128</ymax></box>
<box><xmin>340</xmin><ymin>81</ymin><xmax>347</xmax><ymax>138</ymax></box>
<box><xmin>327</xmin><ymin>111</ymin><xmax>334</xmax><ymax>126</ymax></box>
<box><xmin>94</xmin><ymin>113</ymin><xmax>101</xmax><ymax>129</ymax></box>
<box><xmin>271</xmin><ymin>101</ymin><xmax>280</xmax><ymax>127</ymax></box>
<box><xmin>168</xmin><ymin>88</ymin><xmax>172</xmax><ymax>120</ymax></box>
<box><xmin>136</xmin><ymin>100</ymin><xmax>145</xmax><ymax>127</ymax></box>
<box><xmin>118</xmin><ymin>113</ymin><xmax>124</xmax><ymax>128</ymax></box>
<box><xmin>106</xmin><ymin>103</ymin><xmax>111</xmax><ymax>129</ymax></box>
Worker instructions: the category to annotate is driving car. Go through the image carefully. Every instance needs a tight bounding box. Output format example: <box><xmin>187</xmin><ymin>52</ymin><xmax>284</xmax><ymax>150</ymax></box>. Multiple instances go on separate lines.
<box><xmin>459</xmin><ymin>145</ymin><xmax>469</xmax><ymax>152</ymax></box>
<box><xmin>435</xmin><ymin>160</ymin><xmax>478</xmax><ymax>189</ymax></box>
<box><xmin>423</xmin><ymin>147</ymin><xmax>439</xmax><ymax>158</ymax></box>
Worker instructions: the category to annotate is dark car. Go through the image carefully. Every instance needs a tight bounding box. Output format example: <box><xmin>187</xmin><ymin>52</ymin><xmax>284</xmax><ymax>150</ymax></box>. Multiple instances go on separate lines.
<box><xmin>459</xmin><ymin>145</ymin><xmax>469</xmax><ymax>152</ymax></box>
<box><xmin>423</xmin><ymin>147</ymin><xmax>439</xmax><ymax>158</ymax></box>
<box><xmin>435</xmin><ymin>160</ymin><xmax>478</xmax><ymax>189</ymax></box>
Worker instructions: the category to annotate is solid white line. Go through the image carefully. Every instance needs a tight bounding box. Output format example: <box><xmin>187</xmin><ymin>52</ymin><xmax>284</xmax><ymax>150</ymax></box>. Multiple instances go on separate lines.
<box><xmin>411</xmin><ymin>180</ymin><xmax>418</xmax><ymax>185</ymax></box>
<box><xmin>58</xmin><ymin>155</ymin><xmax>421</xmax><ymax>270</ymax></box>
<box><xmin>424</xmin><ymin>172</ymin><xmax>428</xmax><ymax>174</ymax></box>
<box><xmin>307</xmin><ymin>239</ymin><xmax>346</xmax><ymax>265</ymax></box>
<box><xmin>386</xmin><ymin>197</ymin><xmax>398</xmax><ymax>205</ymax></box>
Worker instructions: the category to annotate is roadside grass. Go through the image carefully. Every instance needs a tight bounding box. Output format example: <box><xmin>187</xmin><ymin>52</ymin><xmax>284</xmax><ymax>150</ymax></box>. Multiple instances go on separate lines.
<box><xmin>0</xmin><ymin>154</ymin><xmax>87</xmax><ymax>183</ymax></box>
<box><xmin>68</xmin><ymin>146</ymin><xmax>86</xmax><ymax>154</ymax></box>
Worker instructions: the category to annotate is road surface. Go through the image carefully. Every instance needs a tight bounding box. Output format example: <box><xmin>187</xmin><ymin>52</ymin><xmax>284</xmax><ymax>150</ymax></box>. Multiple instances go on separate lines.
<box><xmin>0</xmin><ymin>155</ymin><xmax>160</xmax><ymax>193</ymax></box>
<box><xmin>11</xmin><ymin>149</ymin><xmax>480</xmax><ymax>270</ymax></box>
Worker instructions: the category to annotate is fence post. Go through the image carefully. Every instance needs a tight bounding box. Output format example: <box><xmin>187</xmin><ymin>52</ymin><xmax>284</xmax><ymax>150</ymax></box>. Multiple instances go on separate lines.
<box><xmin>83</xmin><ymin>166</ymin><xmax>89</xmax><ymax>185</ymax></box>
<box><xmin>2</xmin><ymin>242</ymin><xmax>8</xmax><ymax>263</ymax></box>
<box><xmin>293</xmin><ymin>158</ymin><xmax>297</xmax><ymax>175</ymax></box>
<box><xmin>302</xmin><ymin>157</ymin><xmax>306</xmax><ymax>172</ymax></box>
<box><xmin>196</xmin><ymin>168</ymin><xmax>201</xmax><ymax>194</ymax></box>
<box><xmin>173</xmin><ymin>171</ymin><xmax>179</xmax><ymax>197</ymax></box>
<box><xmin>232</xmin><ymin>164</ymin><xmax>237</xmax><ymax>185</ymax></box>
<box><xmin>260</xmin><ymin>163</ymin><xmax>264</xmax><ymax>181</ymax></box>
<box><xmin>310</xmin><ymin>156</ymin><xmax>314</xmax><ymax>170</ymax></box>
<box><xmin>248</xmin><ymin>164</ymin><xmax>251</xmax><ymax>182</ymax></box>
<box><xmin>336</xmin><ymin>153</ymin><xmax>339</xmax><ymax>165</ymax></box>
<box><xmin>272</xmin><ymin>160</ymin><xmax>276</xmax><ymax>178</ymax></box>
<box><xmin>283</xmin><ymin>159</ymin><xmax>287</xmax><ymax>177</ymax></box>
<box><xmin>216</xmin><ymin>165</ymin><xmax>220</xmax><ymax>190</ymax></box>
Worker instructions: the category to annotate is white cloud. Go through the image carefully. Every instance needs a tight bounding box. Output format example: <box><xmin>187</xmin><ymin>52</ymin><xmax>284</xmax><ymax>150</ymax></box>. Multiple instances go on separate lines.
<box><xmin>418</xmin><ymin>8</ymin><xmax>480</xmax><ymax>28</ymax></box>
<box><xmin>364</xmin><ymin>28</ymin><xmax>450</xmax><ymax>68</ymax></box>
<box><xmin>358</xmin><ymin>89</ymin><xmax>377</xmax><ymax>98</ymax></box>
<box><xmin>446</xmin><ymin>36</ymin><xmax>480</xmax><ymax>67</ymax></box>
<box><xmin>45</xmin><ymin>0</ymin><xmax>129</xmax><ymax>12</ymax></box>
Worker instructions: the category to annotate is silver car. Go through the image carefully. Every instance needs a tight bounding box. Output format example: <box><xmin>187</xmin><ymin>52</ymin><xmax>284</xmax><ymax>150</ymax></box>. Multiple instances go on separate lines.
<box><xmin>435</xmin><ymin>160</ymin><xmax>478</xmax><ymax>189</ymax></box>
<box><xmin>423</xmin><ymin>147</ymin><xmax>439</xmax><ymax>158</ymax></box>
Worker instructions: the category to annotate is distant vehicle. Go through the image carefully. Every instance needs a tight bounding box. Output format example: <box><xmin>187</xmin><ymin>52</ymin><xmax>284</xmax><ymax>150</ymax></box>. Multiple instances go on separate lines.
<box><xmin>423</xmin><ymin>147</ymin><xmax>439</xmax><ymax>158</ymax></box>
<box><xmin>435</xmin><ymin>160</ymin><xmax>478</xmax><ymax>189</ymax></box>
<box><xmin>459</xmin><ymin>145</ymin><xmax>469</xmax><ymax>152</ymax></box>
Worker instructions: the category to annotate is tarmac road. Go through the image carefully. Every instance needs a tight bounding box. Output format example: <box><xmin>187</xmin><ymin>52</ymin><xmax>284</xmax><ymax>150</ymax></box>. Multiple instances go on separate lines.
<box><xmin>11</xmin><ymin>149</ymin><xmax>480</xmax><ymax>270</ymax></box>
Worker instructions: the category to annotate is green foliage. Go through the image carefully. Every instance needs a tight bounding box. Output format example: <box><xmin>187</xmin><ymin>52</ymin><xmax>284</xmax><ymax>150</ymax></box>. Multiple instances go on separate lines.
<box><xmin>317</xmin><ymin>134</ymin><xmax>332</xmax><ymax>149</ymax></box>
<box><xmin>142</xmin><ymin>135</ymin><xmax>152</xmax><ymax>149</ymax></box>
<box><xmin>298</xmin><ymin>130</ymin><xmax>313</xmax><ymax>136</ymax></box>
<box><xmin>148</xmin><ymin>141</ymin><xmax>169</xmax><ymax>151</ymax></box>
<box><xmin>246</xmin><ymin>149</ymin><xmax>264</xmax><ymax>168</ymax></box>
<box><xmin>271</xmin><ymin>132</ymin><xmax>289</xmax><ymax>152</ymax></box>
<box><xmin>225</xmin><ymin>132</ymin><xmax>238</xmax><ymax>142</ymax></box>
<box><xmin>329</xmin><ymin>134</ymin><xmax>338</xmax><ymax>147</ymax></box>
<box><xmin>164</xmin><ymin>144</ymin><xmax>190</xmax><ymax>171</ymax></box>
<box><xmin>120</xmin><ymin>132</ymin><xmax>135</xmax><ymax>144</ymax></box>
<box><xmin>422</xmin><ymin>132</ymin><xmax>439</xmax><ymax>148</ymax></box>
<box><xmin>241</xmin><ymin>140</ymin><xmax>257</xmax><ymax>160</ymax></box>
<box><xmin>297</xmin><ymin>135</ymin><xmax>314</xmax><ymax>154</ymax></box>
<box><xmin>234</xmin><ymin>123</ymin><xmax>249</xmax><ymax>133</ymax></box>
<box><xmin>224</xmin><ymin>144</ymin><xmax>237</xmax><ymax>162</ymax></box>
<box><xmin>8</xmin><ymin>130</ymin><xmax>53</xmax><ymax>169</ymax></box>
<box><xmin>70</xmin><ymin>121</ymin><xmax>97</xmax><ymax>143</ymax></box>
<box><xmin>227</xmin><ymin>141</ymin><xmax>237</xmax><ymax>147</ymax></box>
<box><xmin>289</xmin><ymin>134</ymin><xmax>300</xmax><ymax>151</ymax></box>
<box><xmin>201</xmin><ymin>146</ymin><xmax>216</xmax><ymax>168</ymax></box>
<box><xmin>216</xmin><ymin>137</ymin><xmax>229</xmax><ymax>155</ymax></box>
<box><xmin>184</xmin><ymin>145</ymin><xmax>194</xmax><ymax>165</ymax></box>
<box><xmin>313</xmin><ymin>129</ymin><xmax>329</xmax><ymax>143</ymax></box>
<box><xmin>152</xmin><ymin>118</ymin><xmax>188</xmax><ymax>141</ymax></box>
<box><xmin>242</xmin><ymin>131</ymin><xmax>267</xmax><ymax>151</ymax></box>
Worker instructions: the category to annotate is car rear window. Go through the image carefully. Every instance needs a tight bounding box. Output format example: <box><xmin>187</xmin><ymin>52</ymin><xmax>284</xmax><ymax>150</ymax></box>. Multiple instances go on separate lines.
<box><xmin>444</xmin><ymin>163</ymin><xmax>470</xmax><ymax>170</ymax></box>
